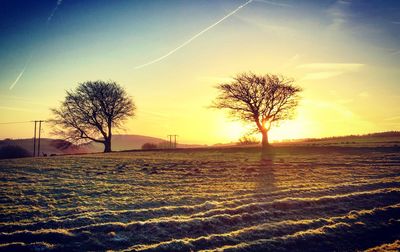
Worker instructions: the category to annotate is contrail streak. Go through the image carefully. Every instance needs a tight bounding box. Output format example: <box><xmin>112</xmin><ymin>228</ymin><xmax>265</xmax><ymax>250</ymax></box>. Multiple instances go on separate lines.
<box><xmin>9</xmin><ymin>68</ymin><xmax>26</xmax><ymax>90</ymax></box>
<box><xmin>135</xmin><ymin>0</ymin><xmax>253</xmax><ymax>69</ymax></box>
<box><xmin>47</xmin><ymin>0</ymin><xmax>63</xmax><ymax>23</ymax></box>
<box><xmin>9</xmin><ymin>54</ymin><xmax>33</xmax><ymax>90</ymax></box>
<box><xmin>9</xmin><ymin>0</ymin><xmax>63</xmax><ymax>90</ymax></box>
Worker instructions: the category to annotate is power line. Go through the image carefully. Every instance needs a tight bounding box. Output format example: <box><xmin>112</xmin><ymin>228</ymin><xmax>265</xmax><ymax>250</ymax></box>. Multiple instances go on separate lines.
<box><xmin>0</xmin><ymin>121</ymin><xmax>33</xmax><ymax>125</ymax></box>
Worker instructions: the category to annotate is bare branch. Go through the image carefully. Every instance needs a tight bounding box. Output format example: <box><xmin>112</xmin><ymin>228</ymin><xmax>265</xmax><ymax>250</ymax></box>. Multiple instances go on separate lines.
<box><xmin>49</xmin><ymin>80</ymin><xmax>136</xmax><ymax>152</ymax></box>
<box><xmin>212</xmin><ymin>72</ymin><xmax>302</xmax><ymax>146</ymax></box>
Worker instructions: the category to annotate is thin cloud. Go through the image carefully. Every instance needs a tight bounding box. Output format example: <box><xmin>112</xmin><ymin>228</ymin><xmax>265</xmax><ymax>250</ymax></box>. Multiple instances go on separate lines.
<box><xmin>198</xmin><ymin>76</ymin><xmax>234</xmax><ymax>83</ymax></box>
<box><xmin>301</xmin><ymin>71</ymin><xmax>344</xmax><ymax>81</ymax></box>
<box><xmin>288</xmin><ymin>54</ymin><xmax>300</xmax><ymax>62</ymax></box>
<box><xmin>303</xmin><ymin>99</ymin><xmax>355</xmax><ymax>119</ymax></box>
<box><xmin>358</xmin><ymin>91</ymin><xmax>369</xmax><ymax>98</ymax></box>
<box><xmin>255</xmin><ymin>0</ymin><xmax>292</xmax><ymax>8</ymax></box>
<box><xmin>0</xmin><ymin>106</ymin><xmax>36</xmax><ymax>113</ymax></box>
<box><xmin>0</xmin><ymin>95</ymin><xmax>50</xmax><ymax>106</ymax></box>
<box><xmin>282</xmin><ymin>54</ymin><xmax>300</xmax><ymax>68</ymax></box>
<box><xmin>134</xmin><ymin>0</ymin><xmax>253</xmax><ymax>69</ymax></box>
<box><xmin>326</xmin><ymin>0</ymin><xmax>351</xmax><ymax>30</ymax></box>
<box><xmin>298</xmin><ymin>63</ymin><xmax>364</xmax><ymax>81</ymax></box>
<box><xmin>138</xmin><ymin>110</ymin><xmax>169</xmax><ymax>119</ymax></box>
<box><xmin>336</xmin><ymin>98</ymin><xmax>353</xmax><ymax>104</ymax></box>
<box><xmin>385</xmin><ymin>116</ymin><xmax>400</xmax><ymax>121</ymax></box>
<box><xmin>297</xmin><ymin>63</ymin><xmax>364</xmax><ymax>71</ymax></box>
<box><xmin>392</xmin><ymin>50</ymin><xmax>400</xmax><ymax>56</ymax></box>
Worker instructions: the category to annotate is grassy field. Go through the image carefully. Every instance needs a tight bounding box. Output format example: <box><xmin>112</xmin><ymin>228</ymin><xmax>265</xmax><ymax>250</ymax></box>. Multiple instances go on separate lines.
<box><xmin>0</xmin><ymin>146</ymin><xmax>399</xmax><ymax>251</ymax></box>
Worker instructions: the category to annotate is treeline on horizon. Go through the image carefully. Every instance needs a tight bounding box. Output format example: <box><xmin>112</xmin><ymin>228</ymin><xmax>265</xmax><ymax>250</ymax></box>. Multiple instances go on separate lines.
<box><xmin>1</xmin><ymin>131</ymin><xmax>400</xmax><ymax>143</ymax></box>
<box><xmin>291</xmin><ymin>131</ymin><xmax>400</xmax><ymax>143</ymax></box>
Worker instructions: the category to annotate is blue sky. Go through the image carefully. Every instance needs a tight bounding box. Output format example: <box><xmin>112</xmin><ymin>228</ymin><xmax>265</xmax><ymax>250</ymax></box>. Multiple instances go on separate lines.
<box><xmin>0</xmin><ymin>0</ymin><xmax>399</xmax><ymax>143</ymax></box>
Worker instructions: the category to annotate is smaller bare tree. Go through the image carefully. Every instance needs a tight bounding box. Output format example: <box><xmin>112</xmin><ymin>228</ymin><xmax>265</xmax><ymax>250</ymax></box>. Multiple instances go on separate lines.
<box><xmin>237</xmin><ymin>135</ymin><xmax>260</xmax><ymax>146</ymax></box>
<box><xmin>213</xmin><ymin>72</ymin><xmax>302</xmax><ymax>148</ymax></box>
<box><xmin>51</xmin><ymin>81</ymin><xmax>135</xmax><ymax>152</ymax></box>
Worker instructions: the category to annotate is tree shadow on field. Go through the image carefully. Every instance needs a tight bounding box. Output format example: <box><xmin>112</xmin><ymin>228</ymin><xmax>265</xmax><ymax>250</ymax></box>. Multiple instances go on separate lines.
<box><xmin>254</xmin><ymin>148</ymin><xmax>277</xmax><ymax>192</ymax></box>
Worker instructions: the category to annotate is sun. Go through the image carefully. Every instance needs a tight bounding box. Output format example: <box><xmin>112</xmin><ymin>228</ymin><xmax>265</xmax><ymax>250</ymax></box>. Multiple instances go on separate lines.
<box><xmin>269</xmin><ymin>120</ymin><xmax>306</xmax><ymax>142</ymax></box>
<box><xmin>216</xmin><ymin>115</ymin><xmax>309</xmax><ymax>144</ymax></box>
<box><xmin>224</xmin><ymin>122</ymin><xmax>249</xmax><ymax>141</ymax></box>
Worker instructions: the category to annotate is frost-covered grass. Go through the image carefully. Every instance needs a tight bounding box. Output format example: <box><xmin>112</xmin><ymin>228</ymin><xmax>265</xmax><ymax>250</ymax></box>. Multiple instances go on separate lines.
<box><xmin>0</xmin><ymin>146</ymin><xmax>399</xmax><ymax>251</ymax></box>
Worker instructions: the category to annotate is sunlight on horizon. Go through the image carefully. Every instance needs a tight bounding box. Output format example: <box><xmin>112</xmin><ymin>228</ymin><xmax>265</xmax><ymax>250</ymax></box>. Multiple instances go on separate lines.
<box><xmin>0</xmin><ymin>0</ymin><xmax>399</xmax><ymax>144</ymax></box>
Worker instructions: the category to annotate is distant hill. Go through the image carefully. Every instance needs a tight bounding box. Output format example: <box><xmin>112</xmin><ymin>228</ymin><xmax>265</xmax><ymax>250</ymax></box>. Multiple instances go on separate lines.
<box><xmin>0</xmin><ymin>138</ymin><xmax>84</xmax><ymax>156</ymax></box>
<box><xmin>0</xmin><ymin>135</ymin><xmax>206</xmax><ymax>156</ymax></box>
<box><xmin>84</xmin><ymin>134</ymin><xmax>206</xmax><ymax>152</ymax></box>
<box><xmin>84</xmin><ymin>135</ymin><xmax>164</xmax><ymax>152</ymax></box>
<box><xmin>2</xmin><ymin>131</ymin><xmax>398</xmax><ymax>156</ymax></box>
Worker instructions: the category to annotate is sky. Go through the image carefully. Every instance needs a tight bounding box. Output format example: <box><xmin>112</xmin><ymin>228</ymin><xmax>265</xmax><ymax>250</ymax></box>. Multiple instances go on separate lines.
<box><xmin>0</xmin><ymin>0</ymin><xmax>400</xmax><ymax>145</ymax></box>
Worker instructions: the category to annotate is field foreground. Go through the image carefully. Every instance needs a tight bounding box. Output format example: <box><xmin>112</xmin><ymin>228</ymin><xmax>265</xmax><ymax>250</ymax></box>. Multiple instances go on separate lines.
<box><xmin>0</xmin><ymin>146</ymin><xmax>399</xmax><ymax>251</ymax></box>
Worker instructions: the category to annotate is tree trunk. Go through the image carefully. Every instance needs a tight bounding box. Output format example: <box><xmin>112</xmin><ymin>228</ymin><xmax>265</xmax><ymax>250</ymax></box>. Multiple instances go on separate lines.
<box><xmin>261</xmin><ymin>130</ymin><xmax>269</xmax><ymax>149</ymax></box>
<box><xmin>104</xmin><ymin>137</ymin><xmax>112</xmax><ymax>152</ymax></box>
<box><xmin>103</xmin><ymin>121</ymin><xmax>112</xmax><ymax>153</ymax></box>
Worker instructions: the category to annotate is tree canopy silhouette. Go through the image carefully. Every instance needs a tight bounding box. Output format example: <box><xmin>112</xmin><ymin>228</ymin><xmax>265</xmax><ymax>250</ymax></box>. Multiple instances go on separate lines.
<box><xmin>213</xmin><ymin>72</ymin><xmax>302</xmax><ymax>148</ymax></box>
<box><xmin>51</xmin><ymin>81</ymin><xmax>135</xmax><ymax>152</ymax></box>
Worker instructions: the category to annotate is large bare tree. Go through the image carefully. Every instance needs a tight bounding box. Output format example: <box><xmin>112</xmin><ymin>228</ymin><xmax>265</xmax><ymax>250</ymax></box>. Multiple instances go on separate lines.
<box><xmin>51</xmin><ymin>81</ymin><xmax>135</xmax><ymax>152</ymax></box>
<box><xmin>213</xmin><ymin>72</ymin><xmax>302</xmax><ymax>148</ymax></box>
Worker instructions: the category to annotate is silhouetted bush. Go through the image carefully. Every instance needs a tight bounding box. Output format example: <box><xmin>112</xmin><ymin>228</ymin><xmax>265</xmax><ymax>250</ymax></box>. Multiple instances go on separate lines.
<box><xmin>158</xmin><ymin>141</ymin><xmax>172</xmax><ymax>149</ymax></box>
<box><xmin>141</xmin><ymin>143</ymin><xmax>157</xmax><ymax>150</ymax></box>
<box><xmin>0</xmin><ymin>145</ymin><xmax>31</xmax><ymax>159</ymax></box>
<box><xmin>50</xmin><ymin>139</ymin><xmax>73</xmax><ymax>150</ymax></box>
<box><xmin>237</xmin><ymin>136</ymin><xmax>260</xmax><ymax>145</ymax></box>
<box><xmin>0</xmin><ymin>138</ymin><xmax>12</xmax><ymax>145</ymax></box>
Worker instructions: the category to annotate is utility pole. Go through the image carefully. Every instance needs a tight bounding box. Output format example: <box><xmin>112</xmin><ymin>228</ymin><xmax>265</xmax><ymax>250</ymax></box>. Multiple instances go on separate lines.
<box><xmin>167</xmin><ymin>135</ymin><xmax>171</xmax><ymax>149</ymax></box>
<box><xmin>32</xmin><ymin>120</ymin><xmax>44</xmax><ymax>157</ymax></box>
<box><xmin>174</xmin><ymin>135</ymin><xmax>177</xmax><ymax>149</ymax></box>
<box><xmin>33</xmin><ymin>121</ymin><xmax>37</xmax><ymax>157</ymax></box>
<box><xmin>167</xmin><ymin>134</ymin><xmax>178</xmax><ymax>149</ymax></box>
<box><xmin>37</xmin><ymin>120</ymin><xmax>43</xmax><ymax>157</ymax></box>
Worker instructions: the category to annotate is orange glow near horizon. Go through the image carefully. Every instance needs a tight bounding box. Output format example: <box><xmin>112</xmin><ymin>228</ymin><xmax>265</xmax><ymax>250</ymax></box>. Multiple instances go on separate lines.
<box><xmin>215</xmin><ymin>117</ymin><xmax>307</xmax><ymax>144</ymax></box>
<box><xmin>0</xmin><ymin>1</ymin><xmax>399</xmax><ymax>144</ymax></box>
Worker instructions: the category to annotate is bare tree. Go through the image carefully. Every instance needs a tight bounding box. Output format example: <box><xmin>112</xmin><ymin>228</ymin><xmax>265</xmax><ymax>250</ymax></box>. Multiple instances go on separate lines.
<box><xmin>212</xmin><ymin>72</ymin><xmax>302</xmax><ymax>148</ymax></box>
<box><xmin>51</xmin><ymin>81</ymin><xmax>135</xmax><ymax>152</ymax></box>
